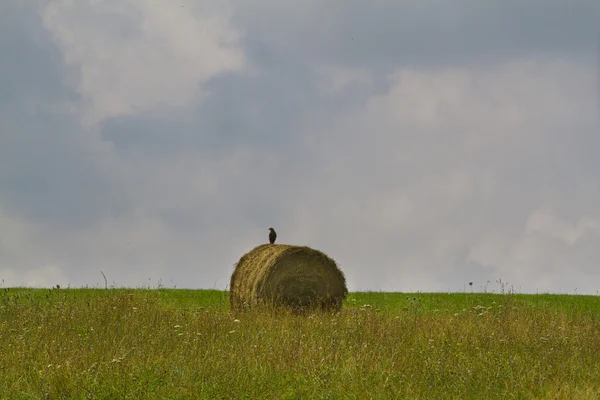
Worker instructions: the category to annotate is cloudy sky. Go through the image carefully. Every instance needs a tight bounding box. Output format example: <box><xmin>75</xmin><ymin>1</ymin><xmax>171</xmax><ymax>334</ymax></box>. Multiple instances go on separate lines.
<box><xmin>1</xmin><ymin>0</ymin><xmax>599</xmax><ymax>294</ymax></box>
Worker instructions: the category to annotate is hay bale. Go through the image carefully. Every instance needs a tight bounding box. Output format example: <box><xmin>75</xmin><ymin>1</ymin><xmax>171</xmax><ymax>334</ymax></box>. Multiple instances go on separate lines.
<box><xmin>230</xmin><ymin>244</ymin><xmax>347</xmax><ymax>312</ymax></box>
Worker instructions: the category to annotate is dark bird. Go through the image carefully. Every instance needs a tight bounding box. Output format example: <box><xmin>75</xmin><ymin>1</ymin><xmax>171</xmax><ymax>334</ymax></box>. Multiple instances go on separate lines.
<box><xmin>268</xmin><ymin>227</ymin><xmax>277</xmax><ymax>244</ymax></box>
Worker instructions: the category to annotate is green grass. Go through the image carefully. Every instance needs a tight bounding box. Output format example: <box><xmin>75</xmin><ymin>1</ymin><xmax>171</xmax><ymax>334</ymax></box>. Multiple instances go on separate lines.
<box><xmin>1</xmin><ymin>288</ymin><xmax>600</xmax><ymax>399</ymax></box>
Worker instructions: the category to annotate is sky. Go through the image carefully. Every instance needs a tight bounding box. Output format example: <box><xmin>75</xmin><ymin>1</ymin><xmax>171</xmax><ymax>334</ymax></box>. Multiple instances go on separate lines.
<box><xmin>1</xmin><ymin>0</ymin><xmax>599</xmax><ymax>294</ymax></box>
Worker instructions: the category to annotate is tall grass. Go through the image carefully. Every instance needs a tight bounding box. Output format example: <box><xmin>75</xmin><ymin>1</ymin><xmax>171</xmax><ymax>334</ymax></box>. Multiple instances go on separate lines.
<box><xmin>1</xmin><ymin>288</ymin><xmax>599</xmax><ymax>399</ymax></box>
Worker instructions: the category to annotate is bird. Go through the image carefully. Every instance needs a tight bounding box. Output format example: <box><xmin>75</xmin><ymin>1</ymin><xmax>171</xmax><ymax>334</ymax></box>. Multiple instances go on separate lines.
<box><xmin>268</xmin><ymin>227</ymin><xmax>277</xmax><ymax>244</ymax></box>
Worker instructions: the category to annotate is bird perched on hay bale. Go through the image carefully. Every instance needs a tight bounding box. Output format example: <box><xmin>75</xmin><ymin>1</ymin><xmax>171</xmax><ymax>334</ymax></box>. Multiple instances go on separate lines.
<box><xmin>268</xmin><ymin>227</ymin><xmax>277</xmax><ymax>244</ymax></box>
<box><xmin>230</xmin><ymin>244</ymin><xmax>347</xmax><ymax>312</ymax></box>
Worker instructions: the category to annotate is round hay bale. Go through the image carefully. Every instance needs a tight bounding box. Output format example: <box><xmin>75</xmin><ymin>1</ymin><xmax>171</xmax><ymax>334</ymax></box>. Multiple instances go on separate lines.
<box><xmin>230</xmin><ymin>244</ymin><xmax>348</xmax><ymax>312</ymax></box>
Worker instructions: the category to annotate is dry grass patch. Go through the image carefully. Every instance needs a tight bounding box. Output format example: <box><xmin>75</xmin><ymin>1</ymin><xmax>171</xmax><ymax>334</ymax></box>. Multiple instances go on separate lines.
<box><xmin>1</xmin><ymin>288</ymin><xmax>599</xmax><ymax>399</ymax></box>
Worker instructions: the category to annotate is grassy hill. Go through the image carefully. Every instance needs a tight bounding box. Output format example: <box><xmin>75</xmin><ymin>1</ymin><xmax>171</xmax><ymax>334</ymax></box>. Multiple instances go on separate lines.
<box><xmin>1</xmin><ymin>288</ymin><xmax>599</xmax><ymax>399</ymax></box>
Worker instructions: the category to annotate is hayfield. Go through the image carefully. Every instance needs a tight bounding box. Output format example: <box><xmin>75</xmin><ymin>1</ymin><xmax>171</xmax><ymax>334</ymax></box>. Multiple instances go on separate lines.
<box><xmin>1</xmin><ymin>287</ymin><xmax>600</xmax><ymax>399</ymax></box>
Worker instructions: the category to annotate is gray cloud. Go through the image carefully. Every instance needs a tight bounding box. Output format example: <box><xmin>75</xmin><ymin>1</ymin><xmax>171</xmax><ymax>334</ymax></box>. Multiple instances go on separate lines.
<box><xmin>232</xmin><ymin>1</ymin><xmax>600</xmax><ymax>70</ymax></box>
<box><xmin>0</xmin><ymin>3</ymin><xmax>127</xmax><ymax>230</ymax></box>
<box><xmin>1</xmin><ymin>0</ymin><xmax>599</xmax><ymax>293</ymax></box>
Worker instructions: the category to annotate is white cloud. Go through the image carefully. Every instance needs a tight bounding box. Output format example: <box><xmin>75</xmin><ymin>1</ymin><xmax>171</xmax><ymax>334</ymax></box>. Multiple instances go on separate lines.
<box><xmin>316</xmin><ymin>64</ymin><xmax>374</xmax><ymax>94</ymax></box>
<box><xmin>289</xmin><ymin>57</ymin><xmax>600</xmax><ymax>293</ymax></box>
<box><xmin>42</xmin><ymin>0</ymin><xmax>245</xmax><ymax>123</ymax></box>
<box><xmin>467</xmin><ymin>206</ymin><xmax>600</xmax><ymax>292</ymax></box>
<box><xmin>0</xmin><ymin>204</ymin><xmax>68</xmax><ymax>287</ymax></box>
<box><xmin>525</xmin><ymin>206</ymin><xmax>600</xmax><ymax>246</ymax></box>
<box><xmin>0</xmin><ymin>204</ymin><xmax>41</xmax><ymax>265</ymax></box>
<box><xmin>0</xmin><ymin>265</ymin><xmax>68</xmax><ymax>288</ymax></box>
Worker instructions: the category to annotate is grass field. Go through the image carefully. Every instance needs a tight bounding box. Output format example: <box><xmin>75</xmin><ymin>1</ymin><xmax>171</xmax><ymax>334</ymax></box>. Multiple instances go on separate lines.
<box><xmin>1</xmin><ymin>287</ymin><xmax>600</xmax><ymax>399</ymax></box>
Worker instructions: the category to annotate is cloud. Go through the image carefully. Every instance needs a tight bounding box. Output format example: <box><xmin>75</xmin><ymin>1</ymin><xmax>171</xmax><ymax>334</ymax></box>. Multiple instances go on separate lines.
<box><xmin>283</xmin><ymin>57</ymin><xmax>600</xmax><ymax>293</ymax></box>
<box><xmin>0</xmin><ymin>2</ymin><xmax>125</xmax><ymax>230</ymax></box>
<box><xmin>1</xmin><ymin>0</ymin><xmax>599</xmax><ymax>294</ymax></box>
<box><xmin>42</xmin><ymin>0</ymin><xmax>244</xmax><ymax>123</ymax></box>
<box><xmin>231</xmin><ymin>0</ymin><xmax>600</xmax><ymax>70</ymax></box>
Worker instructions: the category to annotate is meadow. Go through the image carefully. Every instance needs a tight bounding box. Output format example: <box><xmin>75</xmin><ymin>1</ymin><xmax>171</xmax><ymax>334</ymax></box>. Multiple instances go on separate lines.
<box><xmin>1</xmin><ymin>286</ymin><xmax>600</xmax><ymax>399</ymax></box>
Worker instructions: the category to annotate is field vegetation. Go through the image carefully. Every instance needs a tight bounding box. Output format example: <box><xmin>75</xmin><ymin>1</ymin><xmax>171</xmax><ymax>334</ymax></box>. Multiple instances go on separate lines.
<box><xmin>1</xmin><ymin>285</ymin><xmax>600</xmax><ymax>399</ymax></box>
